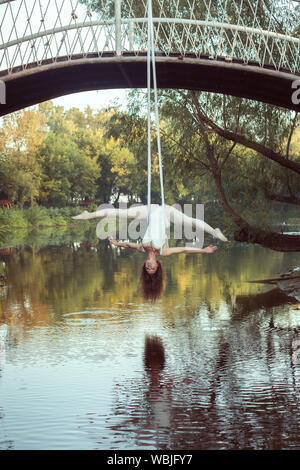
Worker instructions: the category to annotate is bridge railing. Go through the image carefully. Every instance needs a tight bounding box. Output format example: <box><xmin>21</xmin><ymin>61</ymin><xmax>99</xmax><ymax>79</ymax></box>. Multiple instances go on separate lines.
<box><xmin>0</xmin><ymin>0</ymin><xmax>299</xmax><ymax>75</ymax></box>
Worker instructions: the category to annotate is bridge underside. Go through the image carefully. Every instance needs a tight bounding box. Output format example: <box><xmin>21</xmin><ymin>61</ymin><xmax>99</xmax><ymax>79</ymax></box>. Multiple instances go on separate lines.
<box><xmin>0</xmin><ymin>54</ymin><xmax>299</xmax><ymax>115</ymax></box>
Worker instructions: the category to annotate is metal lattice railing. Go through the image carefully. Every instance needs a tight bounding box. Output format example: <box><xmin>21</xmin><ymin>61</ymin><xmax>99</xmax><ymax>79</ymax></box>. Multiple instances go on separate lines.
<box><xmin>0</xmin><ymin>0</ymin><xmax>299</xmax><ymax>75</ymax></box>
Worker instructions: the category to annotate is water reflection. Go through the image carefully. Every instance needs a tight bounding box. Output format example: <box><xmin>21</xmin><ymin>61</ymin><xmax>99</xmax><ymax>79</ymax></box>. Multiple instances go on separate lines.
<box><xmin>0</xmin><ymin>229</ymin><xmax>300</xmax><ymax>449</ymax></box>
<box><xmin>1</xmin><ymin>244</ymin><xmax>299</xmax><ymax>325</ymax></box>
<box><xmin>105</xmin><ymin>325</ymin><xmax>300</xmax><ymax>449</ymax></box>
<box><xmin>143</xmin><ymin>336</ymin><xmax>171</xmax><ymax>431</ymax></box>
<box><xmin>0</xmin><ymin>340</ymin><xmax>5</xmax><ymax>366</ymax></box>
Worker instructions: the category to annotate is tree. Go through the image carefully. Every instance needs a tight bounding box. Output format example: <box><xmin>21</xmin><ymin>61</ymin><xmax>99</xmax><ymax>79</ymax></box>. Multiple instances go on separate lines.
<box><xmin>103</xmin><ymin>108</ymin><xmax>183</xmax><ymax>204</ymax></box>
<box><xmin>0</xmin><ymin>109</ymin><xmax>47</xmax><ymax>207</ymax></box>
<box><xmin>157</xmin><ymin>89</ymin><xmax>300</xmax><ymax>251</ymax></box>
<box><xmin>37</xmin><ymin>131</ymin><xmax>100</xmax><ymax>206</ymax></box>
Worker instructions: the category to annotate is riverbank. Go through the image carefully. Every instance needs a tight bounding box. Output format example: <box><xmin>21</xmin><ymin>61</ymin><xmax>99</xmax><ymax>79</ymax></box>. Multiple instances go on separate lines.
<box><xmin>0</xmin><ymin>205</ymin><xmax>98</xmax><ymax>231</ymax></box>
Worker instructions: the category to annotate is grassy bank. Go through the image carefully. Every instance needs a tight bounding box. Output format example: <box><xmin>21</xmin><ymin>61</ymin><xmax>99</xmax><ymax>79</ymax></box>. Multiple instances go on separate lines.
<box><xmin>0</xmin><ymin>224</ymin><xmax>99</xmax><ymax>251</ymax></box>
<box><xmin>0</xmin><ymin>205</ymin><xmax>100</xmax><ymax>249</ymax></box>
<box><xmin>0</xmin><ymin>205</ymin><xmax>97</xmax><ymax>231</ymax></box>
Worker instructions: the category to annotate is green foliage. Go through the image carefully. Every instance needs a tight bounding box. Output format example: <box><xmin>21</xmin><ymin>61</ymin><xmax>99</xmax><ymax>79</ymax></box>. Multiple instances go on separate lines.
<box><xmin>0</xmin><ymin>89</ymin><xmax>299</xmax><ymax>240</ymax></box>
<box><xmin>0</xmin><ymin>103</ymin><xmax>135</xmax><ymax>208</ymax></box>
<box><xmin>131</xmin><ymin>89</ymin><xmax>300</xmax><ymax>229</ymax></box>
<box><xmin>56</xmin><ymin>206</ymin><xmax>82</xmax><ymax>218</ymax></box>
<box><xmin>0</xmin><ymin>208</ymin><xmax>28</xmax><ymax>228</ymax></box>
<box><xmin>52</xmin><ymin>216</ymin><xmax>68</xmax><ymax>226</ymax></box>
<box><xmin>0</xmin><ymin>206</ymin><xmax>85</xmax><ymax>230</ymax></box>
<box><xmin>24</xmin><ymin>206</ymin><xmax>52</xmax><ymax>227</ymax></box>
<box><xmin>0</xmin><ymin>224</ymin><xmax>11</xmax><ymax>243</ymax></box>
<box><xmin>87</xmin><ymin>203</ymin><xmax>98</xmax><ymax>212</ymax></box>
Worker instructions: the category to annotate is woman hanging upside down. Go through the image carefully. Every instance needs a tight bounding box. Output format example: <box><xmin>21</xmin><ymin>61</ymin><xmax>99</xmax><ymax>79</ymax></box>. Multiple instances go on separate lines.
<box><xmin>72</xmin><ymin>204</ymin><xmax>227</xmax><ymax>301</ymax></box>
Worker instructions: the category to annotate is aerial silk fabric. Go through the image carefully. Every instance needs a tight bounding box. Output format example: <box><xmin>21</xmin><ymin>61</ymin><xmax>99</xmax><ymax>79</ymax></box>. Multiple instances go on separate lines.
<box><xmin>142</xmin><ymin>205</ymin><xmax>169</xmax><ymax>254</ymax></box>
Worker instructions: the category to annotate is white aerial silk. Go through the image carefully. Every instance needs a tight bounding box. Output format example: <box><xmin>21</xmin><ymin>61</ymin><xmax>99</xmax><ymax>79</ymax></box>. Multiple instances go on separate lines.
<box><xmin>142</xmin><ymin>205</ymin><xmax>169</xmax><ymax>255</ymax></box>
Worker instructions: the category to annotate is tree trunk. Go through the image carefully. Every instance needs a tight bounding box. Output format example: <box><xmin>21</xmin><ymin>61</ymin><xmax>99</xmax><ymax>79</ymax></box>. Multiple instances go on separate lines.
<box><xmin>18</xmin><ymin>189</ymin><xmax>24</xmax><ymax>209</ymax></box>
<box><xmin>186</xmin><ymin>90</ymin><xmax>300</xmax><ymax>251</ymax></box>
<box><xmin>234</xmin><ymin>226</ymin><xmax>300</xmax><ymax>252</ymax></box>
<box><xmin>264</xmin><ymin>190</ymin><xmax>300</xmax><ymax>206</ymax></box>
<box><xmin>212</xmin><ymin>167</ymin><xmax>249</xmax><ymax>228</ymax></box>
<box><xmin>186</xmin><ymin>90</ymin><xmax>300</xmax><ymax>175</ymax></box>
<box><xmin>210</xmin><ymin>156</ymin><xmax>300</xmax><ymax>252</ymax></box>
<box><xmin>114</xmin><ymin>189</ymin><xmax>121</xmax><ymax>204</ymax></box>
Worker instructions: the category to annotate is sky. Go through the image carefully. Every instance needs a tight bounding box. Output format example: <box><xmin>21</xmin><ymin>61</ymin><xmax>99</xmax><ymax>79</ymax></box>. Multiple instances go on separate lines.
<box><xmin>50</xmin><ymin>88</ymin><xmax>129</xmax><ymax>111</ymax></box>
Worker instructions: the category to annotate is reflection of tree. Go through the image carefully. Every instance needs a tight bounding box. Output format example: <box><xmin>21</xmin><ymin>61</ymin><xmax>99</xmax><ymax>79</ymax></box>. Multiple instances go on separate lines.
<box><xmin>234</xmin><ymin>283</ymin><xmax>300</xmax><ymax>424</ymax></box>
<box><xmin>1</xmin><ymin>232</ymin><xmax>300</xmax><ymax>338</ymax></box>
<box><xmin>101</xmin><ymin>325</ymin><xmax>300</xmax><ymax>449</ymax></box>
<box><xmin>1</xmin><ymin>230</ymin><xmax>300</xmax><ymax>449</ymax></box>
<box><xmin>234</xmin><ymin>287</ymin><xmax>298</xmax><ymax>319</ymax></box>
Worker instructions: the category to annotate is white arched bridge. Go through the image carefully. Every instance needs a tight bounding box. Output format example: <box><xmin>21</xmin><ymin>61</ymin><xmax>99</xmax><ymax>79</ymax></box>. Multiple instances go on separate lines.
<box><xmin>0</xmin><ymin>0</ymin><xmax>299</xmax><ymax>115</ymax></box>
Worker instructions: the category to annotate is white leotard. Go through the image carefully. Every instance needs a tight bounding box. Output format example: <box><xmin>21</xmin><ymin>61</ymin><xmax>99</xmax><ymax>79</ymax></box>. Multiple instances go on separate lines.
<box><xmin>142</xmin><ymin>206</ymin><xmax>169</xmax><ymax>255</ymax></box>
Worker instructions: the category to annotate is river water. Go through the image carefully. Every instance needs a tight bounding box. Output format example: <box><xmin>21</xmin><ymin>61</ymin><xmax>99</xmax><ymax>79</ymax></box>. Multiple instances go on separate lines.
<box><xmin>0</xmin><ymin>227</ymin><xmax>300</xmax><ymax>450</ymax></box>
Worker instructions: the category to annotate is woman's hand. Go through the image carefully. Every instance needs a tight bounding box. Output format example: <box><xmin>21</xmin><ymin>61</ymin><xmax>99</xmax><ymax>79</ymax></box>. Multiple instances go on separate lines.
<box><xmin>108</xmin><ymin>236</ymin><xmax>119</xmax><ymax>247</ymax></box>
<box><xmin>203</xmin><ymin>245</ymin><xmax>217</xmax><ymax>253</ymax></box>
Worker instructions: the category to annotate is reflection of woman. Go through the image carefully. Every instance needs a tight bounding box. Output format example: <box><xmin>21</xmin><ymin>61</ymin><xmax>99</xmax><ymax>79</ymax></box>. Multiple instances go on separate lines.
<box><xmin>144</xmin><ymin>335</ymin><xmax>166</xmax><ymax>373</ymax></box>
<box><xmin>72</xmin><ymin>204</ymin><xmax>227</xmax><ymax>301</ymax></box>
<box><xmin>144</xmin><ymin>336</ymin><xmax>172</xmax><ymax>431</ymax></box>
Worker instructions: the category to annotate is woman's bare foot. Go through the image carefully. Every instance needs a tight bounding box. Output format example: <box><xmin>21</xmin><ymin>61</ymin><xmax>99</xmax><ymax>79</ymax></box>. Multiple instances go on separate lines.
<box><xmin>214</xmin><ymin>228</ymin><xmax>228</xmax><ymax>242</ymax></box>
<box><xmin>72</xmin><ymin>210</ymin><xmax>90</xmax><ymax>220</ymax></box>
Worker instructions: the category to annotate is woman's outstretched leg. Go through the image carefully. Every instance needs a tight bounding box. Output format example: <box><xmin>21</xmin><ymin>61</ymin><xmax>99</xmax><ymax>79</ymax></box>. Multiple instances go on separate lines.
<box><xmin>165</xmin><ymin>205</ymin><xmax>227</xmax><ymax>242</ymax></box>
<box><xmin>72</xmin><ymin>204</ymin><xmax>149</xmax><ymax>220</ymax></box>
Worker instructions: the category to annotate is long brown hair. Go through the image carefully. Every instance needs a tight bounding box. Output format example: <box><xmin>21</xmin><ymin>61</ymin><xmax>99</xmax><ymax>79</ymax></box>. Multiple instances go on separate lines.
<box><xmin>140</xmin><ymin>261</ymin><xmax>164</xmax><ymax>302</ymax></box>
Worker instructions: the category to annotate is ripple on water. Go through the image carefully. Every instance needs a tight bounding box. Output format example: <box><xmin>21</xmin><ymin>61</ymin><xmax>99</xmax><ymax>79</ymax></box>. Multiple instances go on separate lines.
<box><xmin>1</xmin><ymin>243</ymin><xmax>300</xmax><ymax>449</ymax></box>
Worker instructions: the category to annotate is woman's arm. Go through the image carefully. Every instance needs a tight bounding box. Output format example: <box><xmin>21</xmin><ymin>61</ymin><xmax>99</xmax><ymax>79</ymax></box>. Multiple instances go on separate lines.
<box><xmin>108</xmin><ymin>237</ymin><xmax>144</xmax><ymax>252</ymax></box>
<box><xmin>163</xmin><ymin>245</ymin><xmax>217</xmax><ymax>256</ymax></box>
